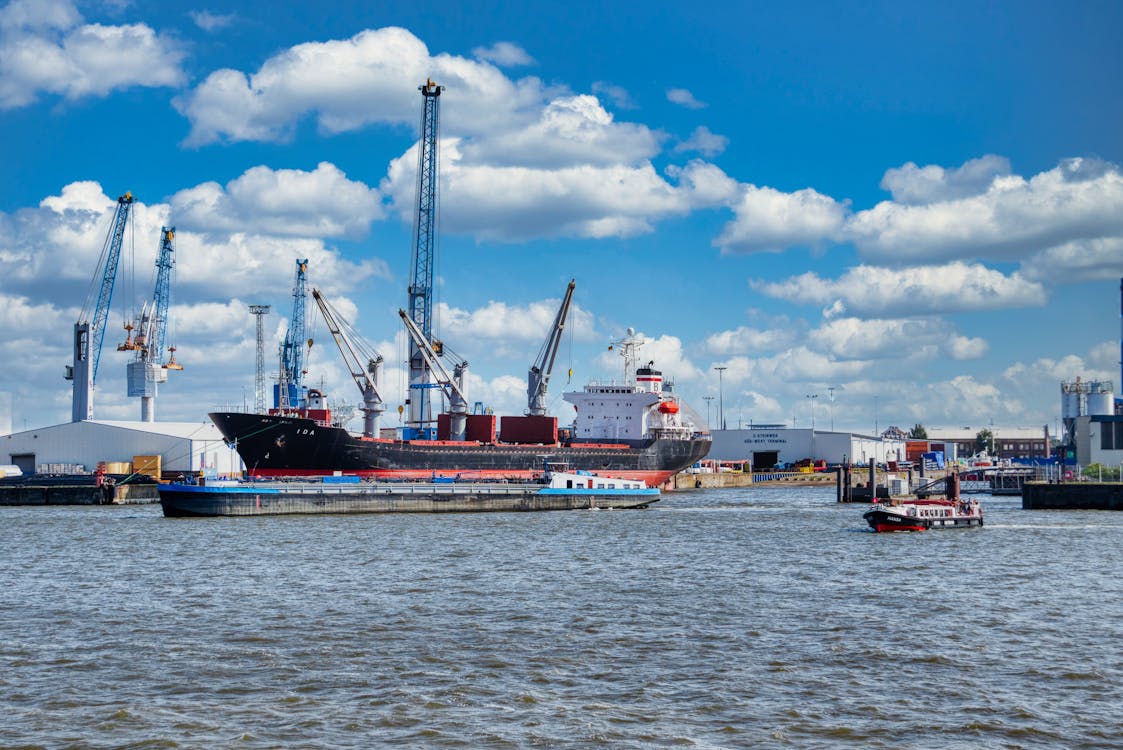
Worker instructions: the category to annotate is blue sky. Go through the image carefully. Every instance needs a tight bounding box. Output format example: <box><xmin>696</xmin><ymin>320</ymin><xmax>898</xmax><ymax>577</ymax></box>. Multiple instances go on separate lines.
<box><xmin>1</xmin><ymin>0</ymin><xmax>1121</xmax><ymax>437</ymax></box>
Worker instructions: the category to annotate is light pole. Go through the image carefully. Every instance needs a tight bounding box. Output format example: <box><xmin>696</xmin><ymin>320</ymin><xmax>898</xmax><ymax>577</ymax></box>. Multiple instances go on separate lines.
<box><xmin>702</xmin><ymin>396</ymin><xmax>714</xmax><ymax>429</ymax></box>
<box><xmin>828</xmin><ymin>386</ymin><xmax>836</xmax><ymax>431</ymax></box>
<box><xmin>714</xmin><ymin>366</ymin><xmax>727</xmax><ymax>430</ymax></box>
<box><xmin>806</xmin><ymin>393</ymin><xmax>818</xmax><ymax>429</ymax></box>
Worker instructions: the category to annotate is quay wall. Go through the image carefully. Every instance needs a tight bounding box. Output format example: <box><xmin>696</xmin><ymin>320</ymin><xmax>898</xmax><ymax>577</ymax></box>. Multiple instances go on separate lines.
<box><xmin>1022</xmin><ymin>482</ymin><xmax>1123</xmax><ymax>510</ymax></box>
<box><xmin>0</xmin><ymin>483</ymin><xmax>160</xmax><ymax>506</ymax></box>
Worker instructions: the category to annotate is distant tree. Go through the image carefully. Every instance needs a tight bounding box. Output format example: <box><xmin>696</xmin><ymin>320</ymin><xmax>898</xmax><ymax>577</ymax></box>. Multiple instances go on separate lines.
<box><xmin>908</xmin><ymin>424</ymin><xmax>928</xmax><ymax>439</ymax></box>
<box><xmin>975</xmin><ymin>428</ymin><xmax>995</xmax><ymax>455</ymax></box>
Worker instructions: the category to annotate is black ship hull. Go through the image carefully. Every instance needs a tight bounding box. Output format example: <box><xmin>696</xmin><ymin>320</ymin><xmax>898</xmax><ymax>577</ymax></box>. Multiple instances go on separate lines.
<box><xmin>209</xmin><ymin>412</ymin><xmax>711</xmax><ymax>486</ymax></box>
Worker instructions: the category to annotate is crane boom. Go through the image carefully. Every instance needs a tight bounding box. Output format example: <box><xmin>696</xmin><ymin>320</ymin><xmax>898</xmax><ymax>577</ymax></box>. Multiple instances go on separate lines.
<box><xmin>399</xmin><ymin>308</ymin><xmax>469</xmax><ymax>440</ymax></box>
<box><xmin>311</xmin><ymin>289</ymin><xmax>385</xmax><ymax>437</ymax></box>
<box><xmin>528</xmin><ymin>279</ymin><xmax>576</xmax><ymax>416</ymax></box>
<box><xmin>122</xmin><ymin>225</ymin><xmax>180</xmax><ymax>422</ymax></box>
<box><xmin>67</xmin><ymin>191</ymin><xmax>134</xmax><ymax>422</ymax></box>
<box><xmin>150</xmin><ymin>226</ymin><xmax>176</xmax><ymax>363</ymax></box>
<box><xmin>406</xmin><ymin>78</ymin><xmax>443</xmax><ymax>437</ymax></box>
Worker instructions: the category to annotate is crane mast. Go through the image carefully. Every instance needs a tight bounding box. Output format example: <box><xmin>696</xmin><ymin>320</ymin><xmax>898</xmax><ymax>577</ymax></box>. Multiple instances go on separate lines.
<box><xmin>311</xmin><ymin>289</ymin><xmax>385</xmax><ymax>437</ymax></box>
<box><xmin>66</xmin><ymin>191</ymin><xmax>134</xmax><ymax>422</ymax></box>
<box><xmin>528</xmin><ymin>279</ymin><xmax>576</xmax><ymax>416</ymax></box>
<box><xmin>121</xmin><ymin>226</ymin><xmax>181</xmax><ymax>421</ymax></box>
<box><xmin>406</xmin><ymin>78</ymin><xmax>443</xmax><ymax>439</ymax></box>
<box><xmin>276</xmin><ymin>259</ymin><xmax>309</xmax><ymax>410</ymax></box>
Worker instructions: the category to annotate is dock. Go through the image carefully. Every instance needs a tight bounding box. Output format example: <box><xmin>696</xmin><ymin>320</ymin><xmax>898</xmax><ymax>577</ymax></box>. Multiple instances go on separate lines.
<box><xmin>1022</xmin><ymin>482</ymin><xmax>1123</xmax><ymax>510</ymax></box>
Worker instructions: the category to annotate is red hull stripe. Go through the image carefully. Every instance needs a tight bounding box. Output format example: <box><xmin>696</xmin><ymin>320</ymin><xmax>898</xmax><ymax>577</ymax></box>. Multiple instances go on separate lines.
<box><xmin>873</xmin><ymin>523</ymin><xmax>927</xmax><ymax>533</ymax></box>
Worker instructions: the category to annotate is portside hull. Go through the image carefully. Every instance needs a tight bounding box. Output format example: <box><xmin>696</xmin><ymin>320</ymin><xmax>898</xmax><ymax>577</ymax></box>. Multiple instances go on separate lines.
<box><xmin>159</xmin><ymin>484</ymin><xmax>658</xmax><ymax>517</ymax></box>
<box><xmin>209</xmin><ymin>412</ymin><xmax>711</xmax><ymax>487</ymax></box>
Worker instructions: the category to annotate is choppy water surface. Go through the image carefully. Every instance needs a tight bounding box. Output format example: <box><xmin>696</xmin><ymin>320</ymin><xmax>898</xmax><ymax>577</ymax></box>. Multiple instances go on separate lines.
<box><xmin>2</xmin><ymin>487</ymin><xmax>1121</xmax><ymax>749</ymax></box>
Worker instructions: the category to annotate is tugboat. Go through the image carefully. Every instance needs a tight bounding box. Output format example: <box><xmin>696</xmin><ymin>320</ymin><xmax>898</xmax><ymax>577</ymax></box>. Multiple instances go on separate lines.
<box><xmin>863</xmin><ymin>472</ymin><xmax>983</xmax><ymax>532</ymax></box>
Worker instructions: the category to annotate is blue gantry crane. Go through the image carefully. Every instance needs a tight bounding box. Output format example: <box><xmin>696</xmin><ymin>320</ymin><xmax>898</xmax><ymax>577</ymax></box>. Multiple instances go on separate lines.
<box><xmin>120</xmin><ymin>226</ymin><xmax>182</xmax><ymax>422</ymax></box>
<box><xmin>405</xmin><ymin>78</ymin><xmax>443</xmax><ymax>439</ymax></box>
<box><xmin>275</xmin><ymin>259</ymin><xmax>309</xmax><ymax>410</ymax></box>
<box><xmin>66</xmin><ymin>191</ymin><xmax>134</xmax><ymax>422</ymax></box>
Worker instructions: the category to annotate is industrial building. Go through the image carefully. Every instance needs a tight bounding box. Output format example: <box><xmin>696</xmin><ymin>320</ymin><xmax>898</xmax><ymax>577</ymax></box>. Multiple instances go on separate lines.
<box><xmin>1</xmin><ymin>420</ymin><xmax>243</xmax><ymax>479</ymax></box>
<box><xmin>705</xmin><ymin>426</ymin><xmax>905</xmax><ymax>469</ymax></box>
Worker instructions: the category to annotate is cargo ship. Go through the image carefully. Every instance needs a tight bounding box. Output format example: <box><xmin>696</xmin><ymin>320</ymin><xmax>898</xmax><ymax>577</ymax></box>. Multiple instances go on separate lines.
<box><xmin>210</xmin><ymin>350</ymin><xmax>711</xmax><ymax>487</ymax></box>
<box><xmin>159</xmin><ymin>467</ymin><xmax>659</xmax><ymax>517</ymax></box>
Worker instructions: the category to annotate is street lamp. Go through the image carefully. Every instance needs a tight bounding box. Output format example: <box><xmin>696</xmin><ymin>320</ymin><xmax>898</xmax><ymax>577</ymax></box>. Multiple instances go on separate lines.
<box><xmin>714</xmin><ymin>366</ymin><xmax>727</xmax><ymax>430</ymax></box>
<box><xmin>702</xmin><ymin>396</ymin><xmax>714</xmax><ymax>429</ymax></box>
<box><xmin>806</xmin><ymin>394</ymin><xmax>818</xmax><ymax>429</ymax></box>
<box><xmin>827</xmin><ymin>386</ymin><xmax>837</xmax><ymax>431</ymax></box>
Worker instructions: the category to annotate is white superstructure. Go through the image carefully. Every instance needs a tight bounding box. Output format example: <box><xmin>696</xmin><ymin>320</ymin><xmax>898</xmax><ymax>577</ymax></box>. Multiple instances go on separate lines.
<box><xmin>563</xmin><ymin>330</ymin><xmax>696</xmax><ymax>442</ymax></box>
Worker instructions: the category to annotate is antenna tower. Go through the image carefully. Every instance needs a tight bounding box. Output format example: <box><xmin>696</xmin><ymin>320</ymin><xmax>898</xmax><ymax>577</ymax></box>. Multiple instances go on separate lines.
<box><xmin>249</xmin><ymin>305</ymin><xmax>271</xmax><ymax>413</ymax></box>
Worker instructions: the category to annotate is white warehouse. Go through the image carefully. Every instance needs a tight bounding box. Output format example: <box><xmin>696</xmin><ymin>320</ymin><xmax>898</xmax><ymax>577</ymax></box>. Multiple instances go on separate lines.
<box><xmin>706</xmin><ymin>426</ymin><xmax>906</xmax><ymax>469</ymax></box>
<box><xmin>1</xmin><ymin>420</ymin><xmax>244</xmax><ymax>478</ymax></box>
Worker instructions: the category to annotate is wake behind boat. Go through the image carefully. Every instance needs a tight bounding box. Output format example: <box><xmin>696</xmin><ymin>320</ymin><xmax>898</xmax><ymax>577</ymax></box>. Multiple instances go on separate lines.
<box><xmin>159</xmin><ymin>468</ymin><xmax>659</xmax><ymax>517</ymax></box>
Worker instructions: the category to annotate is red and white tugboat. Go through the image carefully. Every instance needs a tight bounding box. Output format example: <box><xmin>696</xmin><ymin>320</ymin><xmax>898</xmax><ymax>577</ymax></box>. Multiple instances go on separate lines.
<box><xmin>863</xmin><ymin>472</ymin><xmax>983</xmax><ymax>532</ymax></box>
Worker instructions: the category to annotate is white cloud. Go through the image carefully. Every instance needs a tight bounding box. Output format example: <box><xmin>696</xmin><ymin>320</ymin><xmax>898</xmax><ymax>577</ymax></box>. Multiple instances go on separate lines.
<box><xmin>174</xmin><ymin>26</ymin><xmax>538</xmax><ymax>145</ymax></box>
<box><xmin>0</xmin><ymin>0</ymin><xmax>185</xmax><ymax>108</ymax></box>
<box><xmin>674</xmin><ymin>126</ymin><xmax>728</xmax><ymax>157</ymax></box>
<box><xmin>716</xmin><ymin>183</ymin><xmax>848</xmax><ymax>253</ymax></box>
<box><xmin>880</xmin><ymin>154</ymin><xmax>1012</xmax><ymax>205</ymax></box>
<box><xmin>169</xmin><ymin>162</ymin><xmax>384</xmax><ymax>238</ymax></box>
<box><xmin>666</xmin><ymin>87</ymin><xmax>705</xmax><ymax>109</ymax></box>
<box><xmin>435</xmin><ymin>296</ymin><xmax>597</xmax><ymax>362</ymax></box>
<box><xmin>850</xmin><ymin>157</ymin><xmax>1123</xmax><ymax>264</ymax></box>
<box><xmin>593</xmin><ymin>332</ymin><xmax>705</xmax><ymax>384</ymax></box>
<box><xmin>753</xmin><ymin>262</ymin><xmax>1046</xmax><ymax>318</ymax></box>
<box><xmin>1020</xmin><ymin>237</ymin><xmax>1123</xmax><ymax>284</ymax></box>
<box><xmin>704</xmin><ymin>325</ymin><xmax>796</xmax><ymax>356</ymax></box>
<box><xmin>189</xmin><ymin>10</ymin><xmax>236</xmax><ymax>32</ymax></box>
<box><xmin>472</xmin><ymin>41</ymin><xmax>534</xmax><ymax>67</ymax></box>
<box><xmin>808</xmin><ymin>317</ymin><xmax>988</xmax><ymax>361</ymax></box>
<box><xmin>382</xmin><ymin>143</ymin><xmax>725</xmax><ymax>241</ymax></box>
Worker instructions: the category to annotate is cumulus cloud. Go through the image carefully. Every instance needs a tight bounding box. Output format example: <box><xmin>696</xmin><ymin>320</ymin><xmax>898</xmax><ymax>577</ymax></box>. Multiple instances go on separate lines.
<box><xmin>189</xmin><ymin>10</ymin><xmax>236</xmax><ymax>32</ymax></box>
<box><xmin>472</xmin><ymin>41</ymin><xmax>534</xmax><ymax>67</ymax></box>
<box><xmin>1020</xmin><ymin>237</ymin><xmax>1123</xmax><ymax>284</ymax></box>
<box><xmin>174</xmin><ymin>26</ymin><xmax>541</xmax><ymax>145</ymax></box>
<box><xmin>435</xmin><ymin>296</ymin><xmax>597</xmax><ymax>361</ymax></box>
<box><xmin>666</xmin><ymin>87</ymin><xmax>705</xmax><ymax>109</ymax></box>
<box><xmin>808</xmin><ymin>317</ymin><xmax>988</xmax><ymax>361</ymax></box>
<box><xmin>674</xmin><ymin>125</ymin><xmax>728</xmax><ymax>157</ymax></box>
<box><xmin>880</xmin><ymin>154</ymin><xmax>1012</xmax><ymax>205</ymax></box>
<box><xmin>716</xmin><ymin>183</ymin><xmax>848</xmax><ymax>253</ymax></box>
<box><xmin>704</xmin><ymin>325</ymin><xmax>797</xmax><ymax>356</ymax></box>
<box><xmin>169</xmin><ymin>162</ymin><xmax>384</xmax><ymax>238</ymax></box>
<box><xmin>382</xmin><ymin>144</ymin><xmax>726</xmax><ymax>241</ymax></box>
<box><xmin>0</xmin><ymin>0</ymin><xmax>185</xmax><ymax>108</ymax></box>
<box><xmin>592</xmin><ymin>332</ymin><xmax>704</xmax><ymax>384</ymax></box>
<box><xmin>753</xmin><ymin>262</ymin><xmax>1046</xmax><ymax>318</ymax></box>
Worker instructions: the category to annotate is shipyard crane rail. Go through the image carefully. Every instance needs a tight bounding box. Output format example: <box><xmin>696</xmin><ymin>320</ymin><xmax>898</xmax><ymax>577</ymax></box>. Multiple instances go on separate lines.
<box><xmin>67</xmin><ymin>191</ymin><xmax>135</xmax><ymax>422</ymax></box>
<box><xmin>406</xmin><ymin>78</ymin><xmax>443</xmax><ymax>438</ymax></box>
<box><xmin>311</xmin><ymin>289</ymin><xmax>385</xmax><ymax>437</ymax></box>
<box><xmin>527</xmin><ymin>279</ymin><xmax>575</xmax><ymax>416</ymax></box>
<box><xmin>398</xmin><ymin>308</ymin><xmax>469</xmax><ymax>440</ymax></box>
<box><xmin>277</xmin><ymin>259</ymin><xmax>309</xmax><ymax>409</ymax></box>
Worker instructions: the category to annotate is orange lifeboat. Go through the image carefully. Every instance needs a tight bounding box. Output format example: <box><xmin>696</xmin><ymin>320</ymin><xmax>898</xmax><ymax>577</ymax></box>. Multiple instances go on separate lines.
<box><xmin>658</xmin><ymin>401</ymin><xmax>679</xmax><ymax>414</ymax></box>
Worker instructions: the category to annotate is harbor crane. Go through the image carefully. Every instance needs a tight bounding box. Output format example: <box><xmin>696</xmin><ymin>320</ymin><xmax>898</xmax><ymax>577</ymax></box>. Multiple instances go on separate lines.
<box><xmin>311</xmin><ymin>289</ymin><xmax>385</xmax><ymax>437</ymax></box>
<box><xmin>66</xmin><ymin>191</ymin><xmax>134</xmax><ymax>422</ymax></box>
<box><xmin>275</xmin><ymin>259</ymin><xmax>310</xmax><ymax>410</ymax></box>
<box><xmin>399</xmin><ymin>309</ymin><xmax>469</xmax><ymax>441</ymax></box>
<box><xmin>527</xmin><ymin>279</ymin><xmax>575</xmax><ymax>416</ymax></box>
<box><xmin>405</xmin><ymin>78</ymin><xmax>443</xmax><ymax>439</ymax></box>
<box><xmin>118</xmin><ymin>226</ymin><xmax>182</xmax><ymax>422</ymax></box>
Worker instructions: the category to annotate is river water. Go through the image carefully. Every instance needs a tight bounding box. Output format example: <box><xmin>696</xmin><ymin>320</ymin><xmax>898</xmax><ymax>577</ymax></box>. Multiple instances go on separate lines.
<box><xmin>2</xmin><ymin>487</ymin><xmax>1121</xmax><ymax>749</ymax></box>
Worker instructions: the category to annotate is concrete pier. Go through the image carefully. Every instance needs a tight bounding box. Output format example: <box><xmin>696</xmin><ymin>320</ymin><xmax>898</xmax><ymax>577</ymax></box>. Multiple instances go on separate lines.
<box><xmin>0</xmin><ymin>480</ymin><xmax>159</xmax><ymax>506</ymax></box>
<box><xmin>1022</xmin><ymin>482</ymin><xmax>1123</xmax><ymax>510</ymax></box>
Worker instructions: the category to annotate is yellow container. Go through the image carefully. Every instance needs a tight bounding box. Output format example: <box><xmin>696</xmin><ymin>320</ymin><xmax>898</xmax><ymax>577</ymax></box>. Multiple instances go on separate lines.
<box><xmin>133</xmin><ymin>455</ymin><xmax>162</xmax><ymax>480</ymax></box>
<box><xmin>104</xmin><ymin>461</ymin><xmax>132</xmax><ymax>474</ymax></box>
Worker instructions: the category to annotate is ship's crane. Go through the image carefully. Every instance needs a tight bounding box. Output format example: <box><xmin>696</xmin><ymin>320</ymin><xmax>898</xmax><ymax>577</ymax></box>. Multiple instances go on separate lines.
<box><xmin>311</xmin><ymin>289</ymin><xmax>385</xmax><ymax>437</ymax></box>
<box><xmin>399</xmin><ymin>309</ymin><xmax>469</xmax><ymax>441</ymax></box>
<box><xmin>527</xmin><ymin>279</ymin><xmax>576</xmax><ymax>416</ymax></box>
<box><xmin>275</xmin><ymin>259</ymin><xmax>309</xmax><ymax>410</ymax></box>
<box><xmin>66</xmin><ymin>191</ymin><xmax>134</xmax><ymax>422</ymax></box>
<box><xmin>119</xmin><ymin>226</ymin><xmax>182</xmax><ymax>421</ymax></box>
<box><xmin>405</xmin><ymin>78</ymin><xmax>443</xmax><ymax>439</ymax></box>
